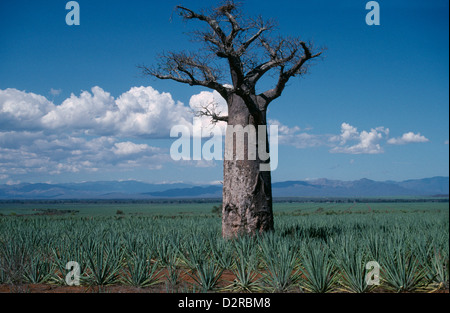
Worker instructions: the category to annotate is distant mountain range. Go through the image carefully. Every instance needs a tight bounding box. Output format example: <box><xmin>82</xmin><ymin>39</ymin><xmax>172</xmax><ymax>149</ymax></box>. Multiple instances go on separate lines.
<box><xmin>0</xmin><ymin>177</ymin><xmax>448</xmax><ymax>199</ymax></box>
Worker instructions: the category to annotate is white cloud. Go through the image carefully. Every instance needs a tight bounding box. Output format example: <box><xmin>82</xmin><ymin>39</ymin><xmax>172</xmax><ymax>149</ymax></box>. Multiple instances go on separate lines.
<box><xmin>330</xmin><ymin>123</ymin><xmax>389</xmax><ymax>154</ymax></box>
<box><xmin>0</xmin><ymin>131</ymin><xmax>45</xmax><ymax>149</ymax></box>
<box><xmin>0</xmin><ymin>88</ymin><xmax>54</xmax><ymax>130</ymax></box>
<box><xmin>0</xmin><ymin>86</ymin><xmax>197</xmax><ymax>181</ymax></box>
<box><xmin>113</xmin><ymin>142</ymin><xmax>158</xmax><ymax>156</ymax></box>
<box><xmin>269</xmin><ymin>119</ymin><xmax>301</xmax><ymax>136</ymax></box>
<box><xmin>338</xmin><ymin>122</ymin><xmax>359</xmax><ymax>144</ymax></box>
<box><xmin>269</xmin><ymin>119</ymin><xmax>327</xmax><ymax>149</ymax></box>
<box><xmin>42</xmin><ymin>86</ymin><xmax>192</xmax><ymax>138</ymax></box>
<box><xmin>112</xmin><ymin>87</ymin><xmax>192</xmax><ymax>137</ymax></box>
<box><xmin>0</xmin><ymin>132</ymin><xmax>167</xmax><ymax>177</ymax></box>
<box><xmin>1</xmin><ymin>86</ymin><xmax>192</xmax><ymax>138</ymax></box>
<box><xmin>42</xmin><ymin>86</ymin><xmax>116</xmax><ymax>131</ymax></box>
<box><xmin>189</xmin><ymin>90</ymin><xmax>228</xmax><ymax>136</ymax></box>
<box><xmin>0</xmin><ymin>86</ymin><xmax>437</xmax><ymax>181</ymax></box>
<box><xmin>387</xmin><ymin>132</ymin><xmax>429</xmax><ymax>145</ymax></box>
<box><xmin>268</xmin><ymin>120</ymin><xmax>390</xmax><ymax>153</ymax></box>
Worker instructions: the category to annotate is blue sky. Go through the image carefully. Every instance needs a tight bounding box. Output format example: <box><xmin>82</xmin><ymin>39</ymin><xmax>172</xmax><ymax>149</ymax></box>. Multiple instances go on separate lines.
<box><xmin>0</xmin><ymin>0</ymin><xmax>448</xmax><ymax>185</ymax></box>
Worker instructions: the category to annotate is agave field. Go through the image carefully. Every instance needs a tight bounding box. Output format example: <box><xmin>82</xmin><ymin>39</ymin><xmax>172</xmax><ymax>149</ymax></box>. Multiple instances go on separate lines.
<box><xmin>0</xmin><ymin>201</ymin><xmax>448</xmax><ymax>293</ymax></box>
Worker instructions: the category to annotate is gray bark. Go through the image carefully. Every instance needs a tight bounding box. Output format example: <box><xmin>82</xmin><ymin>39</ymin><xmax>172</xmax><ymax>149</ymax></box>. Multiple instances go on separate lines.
<box><xmin>222</xmin><ymin>94</ymin><xmax>273</xmax><ymax>239</ymax></box>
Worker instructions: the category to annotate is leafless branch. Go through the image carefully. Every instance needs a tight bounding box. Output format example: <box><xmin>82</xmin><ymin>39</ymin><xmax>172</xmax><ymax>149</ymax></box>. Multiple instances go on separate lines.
<box><xmin>193</xmin><ymin>100</ymin><xmax>229</xmax><ymax>124</ymax></box>
<box><xmin>177</xmin><ymin>5</ymin><xmax>228</xmax><ymax>45</ymax></box>
<box><xmin>139</xmin><ymin>51</ymin><xmax>232</xmax><ymax>100</ymax></box>
<box><xmin>259</xmin><ymin>41</ymin><xmax>324</xmax><ymax>105</ymax></box>
<box><xmin>142</xmin><ymin>0</ymin><xmax>324</xmax><ymax>114</ymax></box>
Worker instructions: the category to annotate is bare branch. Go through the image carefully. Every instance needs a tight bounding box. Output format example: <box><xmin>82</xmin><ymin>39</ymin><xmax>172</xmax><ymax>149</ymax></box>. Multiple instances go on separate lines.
<box><xmin>222</xmin><ymin>8</ymin><xmax>241</xmax><ymax>43</ymax></box>
<box><xmin>139</xmin><ymin>52</ymin><xmax>231</xmax><ymax>100</ymax></box>
<box><xmin>177</xmin><ymin>5</ymin><xmax>228</xmax><ymax>45</ymax></box>
<box><xmin>144</xmin><ymin>1</ymin><xmax>324</xmax><ymax>115</ymax></box>
<box><xmin>244</xmin><ymin>37</ymin><xmax>299</xmax><ymax>85</ymax></box>
<box><xmin>236</xmin><ymin>26</ymin><xmax>268</xmax><ymax>56</ymax></box>
<box><xmin>194</xmin><ymin>101</ymin><xmax>229</xmax><ymax>124</ymax></box>
<box><xmin>259</xmin><ymin>41</ymin><xmax>324</xmax><ymax>105</ymax></box>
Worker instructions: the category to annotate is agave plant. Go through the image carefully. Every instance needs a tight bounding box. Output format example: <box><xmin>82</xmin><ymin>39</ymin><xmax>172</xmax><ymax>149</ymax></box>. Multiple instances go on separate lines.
<box><xmin>210</xmin><ymin>238</ymin><xmax>235</xmax><ymax>270</ymax></box>
<box><xmin>365</xmin><ymin>230</ymin><xmax>383</xmax><ymax>263</ymax></box>
<box><xmin>231</xmin><ymin>253</ymin><xmax>261</xmax><ymax>292</ymax></box>
<box><xmin>51</xmin><ymin>241</ymin><xmax>89</xmax><ymax>285</ymax></box>
<box><xmin>260</xmin><ymin>239</ymin><xmax>301</xmax><ymax>292</ymax></box>
<box><xmin>187</xmin><ymin>259</ymin><xmax>223</xmax><ymax>293</ymax></box>
<box><xmin>228</xmin><ymin>236</ymin><xmax>261</xmax><ymax>292</ymax></box>
<box><xmin>300</xmin><ymin>242</ymin><xmax>337</xmax><ymax>293</ymax></box>
<box><xmin>0</xmin><ymin>241</ymin><xmax>31</xmax><ymax>285</ymax></box>
<box><xmin>155</xmin><ymin>237</ymin><xmax>179</xmax><ymax>267</ymax></box>
<box><xmin>179</xmin><ymin>236</ymin><xmax>209</xmax><ymax>270</ymax></box>
<box><xmin>381</xmin><ymin>243</ymin><xmax>428</xmax><ymax>292</ymax></box>
<box><xmin>85</xmin><ymin>244</ymin><xmax>124</xmax><ymax>286</ymax></box>
<box><xmin>332</xmin><ymin>236</ymin><xmax>372</xmax><ymax>293</ymax></box>
<box><xmin>123</xmin><ymin>248</ymin><xmax>161</xmax><ymax>288</ymax></box>
<box><xmin>158</xmin><ymin>241</ymin><xmax>182</xmax><ymax>292</ymax></box>
<box><xmin>0</xmin><ymin>257</ymin><xmax>6</xmax><ymax>284</ymax></box>
<box><xmin>428</xmin><ymin>247</ymin><xmax>449</xmax><ymax>291</ymax></box>
<box><xmin>23</xmin><ymin>253</ymin><xmax>54</xmax><ymax>284</ymax></box>
<box><xmin>164</xmin><ymin>264</ymin><xmax>181</xmax><ymax>293</ymax></box>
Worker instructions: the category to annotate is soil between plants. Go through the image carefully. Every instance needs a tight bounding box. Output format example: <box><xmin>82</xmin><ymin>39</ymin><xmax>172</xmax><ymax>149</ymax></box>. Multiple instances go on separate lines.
<box><xmin>0</xmin><ymin>268</ymin><xmax>447</xmax><ymax>293</ymax></box>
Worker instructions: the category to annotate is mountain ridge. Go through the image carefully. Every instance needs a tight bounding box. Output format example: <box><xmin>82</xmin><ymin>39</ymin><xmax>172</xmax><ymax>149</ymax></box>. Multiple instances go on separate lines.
<box><xmin>0</xmin><ymin>177</ymin><xmax>448</xmax><ymax>199</ymax></box>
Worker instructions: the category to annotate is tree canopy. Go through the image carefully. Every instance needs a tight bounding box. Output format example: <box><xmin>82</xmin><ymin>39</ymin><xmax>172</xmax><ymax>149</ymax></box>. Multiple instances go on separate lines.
<box><xmin>140</xmin><ymin>1</ymin><xmax>324</xmax><ymax>123</ymax></box>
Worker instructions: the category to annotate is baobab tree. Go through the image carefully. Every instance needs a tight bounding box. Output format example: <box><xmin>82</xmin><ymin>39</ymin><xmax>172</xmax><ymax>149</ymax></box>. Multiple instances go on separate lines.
<box><xmin>141</xmin><ymin>1</ymin><xmax>323</xmax><ymax>239</ymax></box>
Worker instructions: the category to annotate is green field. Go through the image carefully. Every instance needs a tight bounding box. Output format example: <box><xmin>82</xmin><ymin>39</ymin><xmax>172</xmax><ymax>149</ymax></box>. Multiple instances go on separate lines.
<box><xmin>0</xmin><ymin>199</ymin><xmax>448</xmax><ymax>293</ymax></box>
<box><xmin>0</xmin><ymin>199</ymin><xmax>447</xmax><ymax>216</ymax></box>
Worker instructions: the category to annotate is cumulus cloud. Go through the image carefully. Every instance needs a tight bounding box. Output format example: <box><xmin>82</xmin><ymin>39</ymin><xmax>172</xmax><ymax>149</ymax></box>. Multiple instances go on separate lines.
<box><xmin>0</xmin><ymin>88</ymin><xmax>54</xmax><ymax>130</ymax></box>
<box><xmin>0</xmin><ymin>85</ymin><xmax>242</xmax><ymax>181</ymax></box>
<box><xmin>113</xmin><ymin>142</ymin><xmax>159</xmax><ymax>156</ymax></box>
<box><xmin>41</xmin><ymin>86</ymin><xmax>115</xmax><ymax>131</ymax></box>
<box><xmin>269</xmin><ymin>119</ymin><xmax>327</xmax><ymax>149</ymax></box>
<box><xmin>270</xmin><ymin>119</ymin><xmax>301</xmax><ymax>136</ymax></box>
<box><xmin>330</xmin><ymin>123</ymin><xmax>389</xmax><ymax>154</ymax></box>
<box><xmin>387</xmin><ymin>132</ymin><xmax>429</xmax><ymax>145</ymax></box>
<box><xmin>0</xmin><ymin>86</ymin><xmax>191</xmax><ymax>180</ymax></box>
<box><xmin>336</xmin><ymin>123</ymin><xmax>359</xmax><ymax>144</ymax></box>
<box><xmin>189</xmin><ymin>90</ymin><xmax>228</xmax><ymax>136</ymax></box>
<box><xmin>0</xmin><ymin>132</ymin><xmax>167</xmax><ymax>177</ymax></box>
<box><xmin>41</xmin><ymin>86</ymin><xmax>192</xmax><ymax>138</ymax></box>
<box><xmin>0</xmin><ymin>86</ymin><xmax>435</xmax><ymax>181</ymax></box>
<box><xmin>1</xmin><ymin>86</ymin><xmax>192</xmax><ymax>138</ymax></box>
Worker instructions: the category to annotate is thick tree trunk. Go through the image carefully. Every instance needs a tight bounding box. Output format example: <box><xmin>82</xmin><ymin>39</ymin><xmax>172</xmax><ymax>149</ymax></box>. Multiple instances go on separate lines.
<box><xmin>222</xmin><ymin>95</ymin><xmax>274</xmax><ymax>239</ymax></box>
